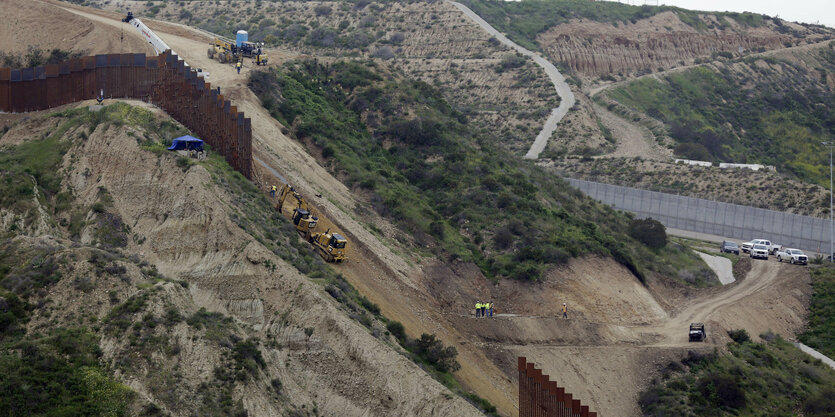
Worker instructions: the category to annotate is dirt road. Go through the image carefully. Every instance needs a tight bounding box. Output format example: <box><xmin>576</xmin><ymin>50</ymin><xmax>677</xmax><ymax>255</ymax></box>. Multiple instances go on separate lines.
<box><xmin>33</xmin><ymin>3</ymin><xmax>814</xmax><ymax>416</ymax></box>
<box><xmin>447</xmin><ymin>1</ymin><xmax>576</xmax><ymax>160</ymax></box>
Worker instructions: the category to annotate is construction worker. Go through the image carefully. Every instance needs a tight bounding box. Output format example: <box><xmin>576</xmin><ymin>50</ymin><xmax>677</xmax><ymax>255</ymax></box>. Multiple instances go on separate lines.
<box><xmin>562</xmin><ymin>303</ymin><xmax>568</xmax><ymax>319</ymax></box>
<box><xmin>475</xmin><ymin>301</ymin><xmax>481</xmax><ymax>318</ymax></box>
<box><xmin>488</xmin><ymin>301</ymin><xmax>494</xmax><ymax>318</ymax></box>
<box><xmin>481</xmin><ymin>302</ymin><xmax>487</xmax><ymax>318</ymax></box>
<box><xmin>270</xmin><ymin>185</ymin><xmax>277</xmax><ymax>197</ymax></box>
<box><xmin>236</xmin><ymin>60</ymin><xmax>242</xmax><ymax>74</ymax></box>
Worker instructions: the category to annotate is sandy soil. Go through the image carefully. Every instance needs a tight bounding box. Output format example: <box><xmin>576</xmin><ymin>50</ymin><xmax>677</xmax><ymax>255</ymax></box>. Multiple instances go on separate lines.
<box><xmin>11</xmin><ymin>3</ymin><xmax>817</xmax><ymax>416</ymax></box>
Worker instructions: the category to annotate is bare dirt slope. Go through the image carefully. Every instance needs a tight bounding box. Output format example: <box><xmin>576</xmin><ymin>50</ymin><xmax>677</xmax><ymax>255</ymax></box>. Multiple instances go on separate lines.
<box><xmin>0</xmin><ymin>0</ymin><xmax>152</xmax><ymax>55</ymax></box>
<box><xmin>1</xmin><ymin>101</ymin><xmax>483</xmax><ymax>416</ymax></box>
<box><xmin>26</xmin><ymin>3</ymin><xmax>817</xmax><ymax>416</ymax></box>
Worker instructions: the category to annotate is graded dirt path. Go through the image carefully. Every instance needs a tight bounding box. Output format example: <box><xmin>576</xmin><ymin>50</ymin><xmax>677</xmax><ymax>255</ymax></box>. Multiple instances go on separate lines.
<box><xmin>36</xmin><ymin>4</ymin><xmax>815</xmax><ymax>416</ymax></box>
<box><xmin>592</xmin><ymin>102</ymin><xmax>669</xmax><ymax>160</ymax></box>
<box><xmin>447</xmin><ymin>0</ymin><xmax>576</xmax><ymax>160</ymax></box>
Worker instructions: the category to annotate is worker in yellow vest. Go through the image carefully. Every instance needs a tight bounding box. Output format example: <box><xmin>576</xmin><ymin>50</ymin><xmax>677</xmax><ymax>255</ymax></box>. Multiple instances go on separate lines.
<box><xmin>475</xmin><ymin>301</ymin><xmax>481</xmax><ymax>318</ymax></box>
<box><xmin>488</xmin><ymin>301</ymin><xmax>494</xmax><ymax>318</ymax></box>
<box><xmin>236</xmin><ymin>60</ymin><xmax>242</xmax><ymax>74</ymax></box>
<box><xmin>270</xmin><ymin>185</ymin><xmax>277</xmax><ymax>197</ymax></box>
<box><xmin>562</xmin><ymin>303</ymin><xmax>568</xmax><ymax>319</ymax></box>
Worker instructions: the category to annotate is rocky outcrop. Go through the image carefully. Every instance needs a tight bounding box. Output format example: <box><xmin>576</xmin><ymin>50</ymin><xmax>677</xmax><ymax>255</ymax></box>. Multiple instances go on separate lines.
<box><xmin>539</xmin><ymin>11</ymin><xmax>835</xmax><ymax>78</ymax></box>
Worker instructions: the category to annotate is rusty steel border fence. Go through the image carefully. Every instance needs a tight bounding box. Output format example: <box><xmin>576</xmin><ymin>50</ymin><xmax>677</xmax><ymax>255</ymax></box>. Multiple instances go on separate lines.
<box><xmin>0</xmin><ymin>51</ymin><xmax>251</xmax><ymax>178</ymax></box>
<box><xmin>519</xmin><ymin>357</ymin><xmax>597</xmax><ymax>417</ymax></box>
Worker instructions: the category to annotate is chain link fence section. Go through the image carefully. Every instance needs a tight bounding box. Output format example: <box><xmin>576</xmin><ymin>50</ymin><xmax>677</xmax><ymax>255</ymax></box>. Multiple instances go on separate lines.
<box><xmin>568</xmin><ymin>178</ymin><xmax>831</xmax><ymax>254</ymax></box>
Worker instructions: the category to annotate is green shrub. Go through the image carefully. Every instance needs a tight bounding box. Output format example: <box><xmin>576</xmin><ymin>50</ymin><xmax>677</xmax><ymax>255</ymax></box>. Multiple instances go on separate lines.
<box><xmin>799</xmin><ymin>266</ymin><xmax>835</xmax><ymax>357</ymax></box>
<box><xmin>386</xmin><ymin>320</ymin><xmax>406</xmax><ymax>342</ymax></box>
<box><xmin>629</xmin><ymin>218</ymin><xmax>667</xmax><ymax>249</ymax></box>
<box><xmin>728</xmin><ymin>329</ymin><xmax>751</xmax><ymax>344</ymax></box>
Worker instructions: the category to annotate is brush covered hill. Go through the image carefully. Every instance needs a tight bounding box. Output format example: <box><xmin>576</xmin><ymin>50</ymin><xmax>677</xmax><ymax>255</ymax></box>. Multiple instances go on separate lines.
<box><xmin>600</xmin><ymin>41</ymin><xmax>835</xmax><ymax>188</ymax></box>
<box><xmin>70</xmin><ymin>0</ymin><xmax>556</xmax><ymax>156</ymax></box>
<box><xmin>0</xmin><ymin>102</ymin><xmax>483</xmax><ymax>416</ymax></box>
<box><xmin>248</xmin><ymin>58</ymin><xmax>719</xmax><ymax>286</ymax></box>
<box><xmin>464</xmin><ymin>0</ymin><xmax>835</xmax><ymax>80</ymax></box>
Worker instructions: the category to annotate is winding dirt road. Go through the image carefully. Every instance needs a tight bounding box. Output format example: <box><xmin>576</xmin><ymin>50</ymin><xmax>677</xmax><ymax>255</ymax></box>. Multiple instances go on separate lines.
<box><xmin>447</xmin><ymin>1</ymin><xmax>576</xmax><ymax>160</ymax></box>
<box><xmin>38</xmin><ymin>3</ymin><xmax>816</xmax><ymax>416</ymax></box>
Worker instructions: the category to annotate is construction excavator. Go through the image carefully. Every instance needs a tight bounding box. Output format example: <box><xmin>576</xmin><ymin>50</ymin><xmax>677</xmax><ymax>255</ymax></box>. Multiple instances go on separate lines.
<box><xmin>274</xmin><ymin>184</ymin><xmax>348</xmax><ymax>262</ymax></box>
<box><xmin>276</xmin><ymin>184</ymin><xmax>318</xmax><ymax>239</ymax></box>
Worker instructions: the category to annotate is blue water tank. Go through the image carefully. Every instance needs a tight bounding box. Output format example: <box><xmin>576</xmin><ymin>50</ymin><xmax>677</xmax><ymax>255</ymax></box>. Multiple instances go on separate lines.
<box><xmin>236</xmin><ymin>30</ymin><xmax>248</xmax><ymax>47</ymax></box>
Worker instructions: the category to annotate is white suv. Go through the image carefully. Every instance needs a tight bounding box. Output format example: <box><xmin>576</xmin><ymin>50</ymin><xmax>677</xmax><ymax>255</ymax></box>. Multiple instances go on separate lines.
<box><xmin>750</xmin><ymin>244</ymin><xmax>769</xmax><ymax>259</ymax></box>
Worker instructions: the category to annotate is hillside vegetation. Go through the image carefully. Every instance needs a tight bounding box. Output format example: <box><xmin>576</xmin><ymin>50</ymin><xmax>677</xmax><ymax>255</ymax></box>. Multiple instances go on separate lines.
<box><xmin>604</xmin><ymin>42</ymin><xmax>835</xmax><ymax>186</ymax></box>
<box><xmin>0</xmin><ymin>103</ymin><xmax>481</xmax><ymax>416</ymax></box>
<box><xmin>75</xmin><ymin>0</ymin><xmax>555</xmax><ymax>155</ymax></box>
<box><xmin>464</xmin><ymin>0</ymin><xmax>713</xmax><ymax>51</ymax></box>
<box><xmin>799</xmin><ymin>266</ymin><xmax>835</xmax><ymax>358</ymax></box>
<box><xmin>249</xmin><ymin>60</ymin><xmax>717</xmax><ymax>285</ymax></box>
<box><xmin>640</xmin><ymin>335</ymin><xmax>835</xmax><ymax>416</ymax></box>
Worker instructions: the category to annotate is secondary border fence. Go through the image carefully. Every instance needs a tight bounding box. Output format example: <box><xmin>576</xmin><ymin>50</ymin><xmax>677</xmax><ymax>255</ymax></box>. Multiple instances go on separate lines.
<box><xmin>568</xmin><ymin>178</ymin><xmax>831</xmax><ymax>254</ymax></box>
<box><xmin>519</xmin><ymin>357</ymin><xmax>596</xmax><ymax>417</ymax></box>
<box><xmin>0</xmin><ymin>51</ymin><xmax>251</xmax><ymax>178</ymax></box>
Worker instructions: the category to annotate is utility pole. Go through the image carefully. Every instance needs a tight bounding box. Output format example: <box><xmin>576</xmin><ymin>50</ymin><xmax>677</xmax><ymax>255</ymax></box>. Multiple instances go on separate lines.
<box><xmin>824</xmin><ymin>141</ymin><xmax>834</xmax><ymax>262</ymax></box>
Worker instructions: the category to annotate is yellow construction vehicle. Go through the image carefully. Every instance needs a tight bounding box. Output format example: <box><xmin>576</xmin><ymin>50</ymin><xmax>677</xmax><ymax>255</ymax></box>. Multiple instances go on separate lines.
<box><xmin>275</xmin><ymin>184</ymin><xmax>318</xmax><ymax>239</ymax></box>
<box><xmin>274</xmin><ymin>183</ymin><xmax>347</xmax><ymax>262</ymax></box>
<box><xmin>207</xmin><ymin>36</ymin><xmax>267</xmax><ymax>66</ymax></box>
<box><xmin>207</xmin><ymin>37</ymin><xmax>237</xmax><ymax>64</ymax></box>
<box><xmin>309</xmin><ymin>229</ymin><xmax>348</xmax><ymax>263</ymax></box>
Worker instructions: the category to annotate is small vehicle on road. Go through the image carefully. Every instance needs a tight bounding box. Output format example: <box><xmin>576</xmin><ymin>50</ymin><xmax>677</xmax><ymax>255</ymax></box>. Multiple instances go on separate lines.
<box><xmin>776</xmin><ymin>248</ymin><xmax>808</xmax><ymax>265</ymax></box>
<box><xmin>720</xmin><ymin>241</ymin><xmax>740</xmax><ymax>255</ymax></box>
<box><xmin>689</xmin><ymin>323</ymin><xmax>706</xmax><ymax>342</ymax></box>
<box><xmin>741</xmin><ymin>239</ymin><xmax>780</xmax><ymax>254</ymax></box>
<box><xmin>750</xmin><ymin>244</ymin><xmax>769</xmax><ymax>259</ymax></box>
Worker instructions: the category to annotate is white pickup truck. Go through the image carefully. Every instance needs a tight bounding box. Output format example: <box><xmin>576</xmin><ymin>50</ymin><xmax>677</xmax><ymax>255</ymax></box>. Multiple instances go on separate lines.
<box><xmin>741</xmin><ymin>239</ymin><xmax>781</xmax><ymax>255</ymax></box>
<box><xmin>776</xmin><ymin>248</ymin><xmax>808</xmax><ymax>265</ymax></box>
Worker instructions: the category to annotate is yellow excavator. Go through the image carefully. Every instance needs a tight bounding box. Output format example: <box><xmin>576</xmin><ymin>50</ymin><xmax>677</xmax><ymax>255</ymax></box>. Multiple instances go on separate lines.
<box><xmin>274</xmin><ymin>184</ymin><xmax>348</xmax><ymax>262</ymax></box>
<box><xmin>276</xmin><ymin>184</ymin><xmax>318</xmax><ymax>239</ymax></box>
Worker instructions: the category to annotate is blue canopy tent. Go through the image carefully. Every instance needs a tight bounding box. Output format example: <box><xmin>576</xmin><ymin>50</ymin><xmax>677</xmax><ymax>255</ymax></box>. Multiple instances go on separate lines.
<box><xmin>168</xmin><ymin>135</ymin><xmax>204</xmax><ymax>151</ymax></box>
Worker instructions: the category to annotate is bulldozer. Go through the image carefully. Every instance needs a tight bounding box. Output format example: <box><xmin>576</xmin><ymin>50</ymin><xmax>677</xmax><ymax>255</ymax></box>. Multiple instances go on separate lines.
<box><xmin>309</xmin><ymin>230</ymin><xmax>347</xmax><ymax>263</ymax></box>
<box><xmin>274</xmin><ymin>183</ymin><xmax>347</xmax><ymax>262</ymax></box>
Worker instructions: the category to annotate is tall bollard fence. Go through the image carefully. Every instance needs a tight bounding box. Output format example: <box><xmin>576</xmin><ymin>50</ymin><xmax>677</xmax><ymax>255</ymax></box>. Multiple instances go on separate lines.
<box><xmin>519</xmin><ymin>357</ymin><xmax>596</xmax><ymax>417</ymax></box>
<box><xmin>0</xmin><ymin>51</ymin><xmax>251</xmax><ymax>179</ymax></box>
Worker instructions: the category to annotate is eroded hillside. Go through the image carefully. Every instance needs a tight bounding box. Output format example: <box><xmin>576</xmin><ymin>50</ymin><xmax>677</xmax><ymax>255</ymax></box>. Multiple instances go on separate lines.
<box><xmin>599</xmin><ymin>41</ymin><xmax>835</xmax><ymax>188</ymax></box>
<box><xmin>0</xmin><ymin>102</ymin><xmax>483</xmax><ymax>416</ymax></box>
<box><xmin>71</xmin><ymin>0</ymin><xmax>556</xmax><ymax>155</ymax></box>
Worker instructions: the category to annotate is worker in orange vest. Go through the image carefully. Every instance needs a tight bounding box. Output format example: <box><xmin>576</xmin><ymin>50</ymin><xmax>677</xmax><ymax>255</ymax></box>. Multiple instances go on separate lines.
<box><xmin>562</xmin><ymin>303</ymin><xmax>568</xmax><ymax>319</ymax></box>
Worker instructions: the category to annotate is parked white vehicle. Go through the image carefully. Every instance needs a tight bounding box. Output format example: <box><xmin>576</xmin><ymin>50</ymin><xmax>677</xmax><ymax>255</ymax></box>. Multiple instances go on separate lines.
<box><xmin>750</xmin><ymin>244</ymin><xmax>769</xmax><ymax>259</ymax></box>
<box><xmin>776</xmin><ymin>248</ymin><xmax>808</xmax><ymax>265</ymax></box>
<box><xmin>741</xmin><ymin>239</ymin><xmax>781</xmax><ymax>254</ymax></box>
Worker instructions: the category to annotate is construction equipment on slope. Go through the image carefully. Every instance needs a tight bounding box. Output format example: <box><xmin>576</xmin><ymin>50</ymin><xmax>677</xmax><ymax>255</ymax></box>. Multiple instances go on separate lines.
<box><xmin>274</xmin><ymin>184</ymin><xmax>347</xmax><ymax>262</ymax></box>
<box><xmin>309</xmin><ymin>229</ymin><xmax>347</xmax><ymax>263</ymax></box>
<box><xmin>276</xmin><ymin>184</ymin><xmax>318</xmax><ymax>239</ymax></box>
<box><xmin>207</xmin><ymin>37</ymin><xmax>237</xmax><ymax>64</ymax></box>
<box><xmin>207</xmin><ymin>32</ymin><xmax>268</xmax><ymax>66</ymax></box>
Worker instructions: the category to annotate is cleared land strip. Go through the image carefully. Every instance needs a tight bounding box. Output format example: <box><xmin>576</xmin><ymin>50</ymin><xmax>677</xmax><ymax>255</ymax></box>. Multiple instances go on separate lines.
<box><xmin>447</xmin><ymin>0</ymin><xmax>575</xmax><ymax>159</ymax></box>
